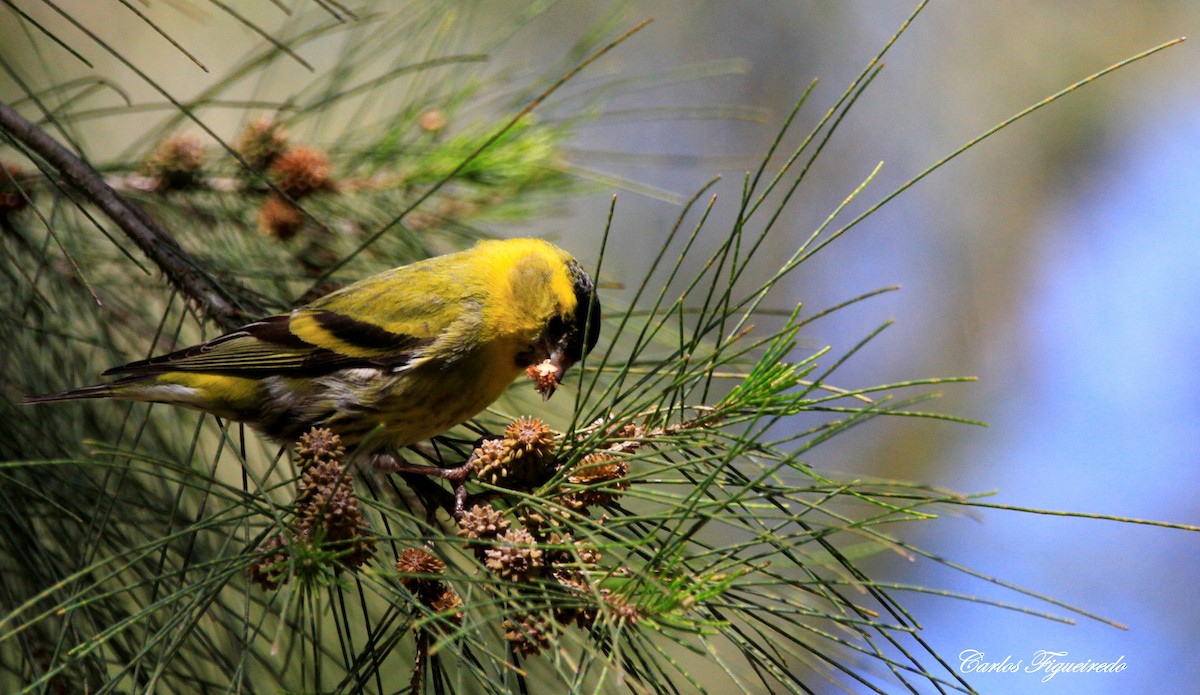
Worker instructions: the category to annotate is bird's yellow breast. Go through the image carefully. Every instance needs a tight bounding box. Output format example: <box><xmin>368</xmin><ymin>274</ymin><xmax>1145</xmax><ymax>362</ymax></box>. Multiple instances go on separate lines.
<box><xmin>334</xmin><ymin>341</ymin><xmax>526</xmax><ymax>447</ymax></box>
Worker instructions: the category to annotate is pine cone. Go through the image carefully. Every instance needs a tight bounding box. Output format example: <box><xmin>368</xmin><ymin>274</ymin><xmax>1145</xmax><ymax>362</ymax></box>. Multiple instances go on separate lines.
<box><xmin>143</xmin><ymin>135</ymin><xmax>206</xmax><ymax>190</ymax></box>
<box><xmin>0</xmin><ymin>163</ymin><xmax>29</xmax><ymax>217</ymax></box>
<box><xmin>396</xmin><ymin>547</ymin><xmax>446</xmax><ymax>598</ymax></box>
<box><xmin>525</xmin><ymin>360</ymin><xmax>559</xmax><ymax>398</ymax></box>
<box><xmin>483</xmin><ymin>527</ymin><xmax>544</xmax><ymax>582</ymax></box>
<box><xmin>606</xmin><ymin>593</ymin><xmax>641</xmax><ymax>626</ymax></box>
<box><xmin>258</xmin><ymin>195</ymin><xmax>305</xmax><ymax>240</ymax></box>
<box><xmin>561</xmin><ymin>452</ymin><xmax>630</xmax><ymax>509</ymax></box>
<box><xmin>504</xmin><ymin>416</ymin><xmax>555</xmax><ymax>456</ymax></box>
<box><xmin>417</xmin><ymin>109</ymin><xmax>447</xmax><ymax>133</ymax></box>
<box><xmin>470</xmin><ymin>427</ymin><xmax>556</xmax><ymax>489</ymax></box>
<box><xmin>503</xmin><ymin>613</ymin><xmax>555</xmax><ymax>657</ymax></box>
<box><xmin>270</xmin><ymin>145</ymin><xmax>335</xmax><ymax>197</ymax></box>
<box><xmin>236</xmin><ymin>117</ymin><xmax>289</xmax><ymax>171</ymax></box>
<box><xmin>544</xmin><ymin>532</ymin><xmax>600</xmax><ymax>570</ymax></box>
<box><xmin>469</xmin><ymin>438</ymin><xmax>511</xmax><ymax>484</ymax></box>
<box><xmin>247</xmin><ymin>534</ymin><xmax>289</xmax><ymax>590</ymax></box>
<box><xmin>516</xmin><ymin>508</ymin><xmax>552</xmax><ymax>539</ymax></box>
<box><xmin>293</xmin><ymin>431</ymin><xmax>373</xmax><ymax>571</ymax></box>
<box><xmin>553</xmin><ymin>574</ymin><xmax>603</xmax><ymax>629</ymax></box>
<box><xmin>607</xmin><ymin>422</ymin><xmax>646</xmax><ymax>454</ymax></box>
<box><xmin>457</xmin><ymin>503</ymin><xmax>510</xmax><ymax>542</ymax></box>
<box><xmin>295</xmin><ymin>427</ymin><xmax>344</xmax><ymax>467</ymax></box>
<box><xmin>430</xmin><ymin>586</ymin><xmax>464</xmax><ymax>626</ymax></box>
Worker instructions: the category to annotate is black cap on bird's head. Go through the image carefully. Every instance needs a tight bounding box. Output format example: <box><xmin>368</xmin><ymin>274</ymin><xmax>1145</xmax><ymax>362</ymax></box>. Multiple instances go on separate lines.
<box><xmin>539</xmin><ymin>261</ymin><xmax>601</xmax><ymax>399</ymax></box>
<box><xmin>566</xmin><ymin>260</ymin><xmax>602</xmax><ymax>360</ymax></box>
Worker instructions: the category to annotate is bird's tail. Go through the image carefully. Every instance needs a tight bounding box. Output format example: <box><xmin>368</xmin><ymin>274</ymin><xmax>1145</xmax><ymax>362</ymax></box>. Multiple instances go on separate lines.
<box><xmin>22</xmin><ymin>383</ymin><xmax>115</xmax><ymax>404</ymax></box>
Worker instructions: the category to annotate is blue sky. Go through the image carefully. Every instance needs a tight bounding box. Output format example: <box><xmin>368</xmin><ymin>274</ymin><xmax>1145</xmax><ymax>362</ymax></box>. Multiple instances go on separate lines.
<box><xmin>903</xmin><ymin>98</ymin><xmax>1200</xmax><ymax>695</ymax></box>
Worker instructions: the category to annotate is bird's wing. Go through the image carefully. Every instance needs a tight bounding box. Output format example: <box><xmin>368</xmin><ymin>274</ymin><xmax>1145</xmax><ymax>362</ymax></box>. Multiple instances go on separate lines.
<box><xmin>292</xmin><ymin>259</ymin><xmax>485</xmax><ymax>364</ymax></box>
<box><xmin>104</xmin><ymin>261</ymin><xmax>482</xmax><ymax>379</ymax></box>
<box><xmin>102</xmin><ymin>313</ymin><xmax>430</xmax><ymax>378</ymax></box>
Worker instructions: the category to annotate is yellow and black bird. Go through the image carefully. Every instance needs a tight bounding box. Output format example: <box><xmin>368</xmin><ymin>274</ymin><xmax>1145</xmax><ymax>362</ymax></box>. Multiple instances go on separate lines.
<box><xmin>25</xmin><ymin>238</ymin><xmax>600</xmax><ymax>451</ymax></box>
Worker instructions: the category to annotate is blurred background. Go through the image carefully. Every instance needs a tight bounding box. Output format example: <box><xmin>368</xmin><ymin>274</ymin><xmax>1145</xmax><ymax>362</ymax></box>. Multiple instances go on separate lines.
<box><xmin>3</xmin><ymin>2</ymin><xmax>1198</xmax><ymax>693</ymax></box>
<box><xmin>525</xmin><ymin>5</ymin><xmax>1200</xmax><ymax>694</ymax></box>
<box><xmin>515</xmin><ymin>5</ymin><xmax>1200</xmax><ymax>691</ymax></box>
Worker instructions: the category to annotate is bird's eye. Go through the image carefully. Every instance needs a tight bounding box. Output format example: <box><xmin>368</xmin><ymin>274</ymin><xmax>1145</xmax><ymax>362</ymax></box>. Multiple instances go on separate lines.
<box><xmin>546</xmin><ymin>315</ymin><xmax>567</xmax><ymax>341</ymax></box>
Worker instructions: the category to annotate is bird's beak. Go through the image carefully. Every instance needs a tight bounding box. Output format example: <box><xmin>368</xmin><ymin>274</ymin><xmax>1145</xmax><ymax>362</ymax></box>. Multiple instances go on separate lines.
<box><xmin>541</xmin><ymin>347</ymin><xmax>575</xmax><ymax>401</ymax></box>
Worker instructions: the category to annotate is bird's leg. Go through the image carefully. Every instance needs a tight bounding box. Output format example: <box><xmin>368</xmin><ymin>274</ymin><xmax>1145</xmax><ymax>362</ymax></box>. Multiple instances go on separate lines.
<box><xmin>399</xmin><ymin>462</ymin><xmax>472</xmax><ymax>520</ymax></box>
<box><xmin>453</xmin><ymin>484</ymin><xmax>468</xmax><ymax>520</ymax></box>
<box><xmin>452</xmin><ymin>490</ymin><xmax>513</xmax><ymax>522</ymax></box>
<box><xmin>399</xmin><ymin>473</ymin><xmax>455</xmax><ymax>525</ymax></box>
<box><xmin>368</xmin><ymin>451</ymin><xmax>406</xmax><ymax>473</ymax></box>
<box><xmin>372</xmin><ymin>448</ymin><xmax>474</xmax><ymax>483</ymax></box>
<box><xmin>369</xmin><ymin>446</ymin><xmax>472</xmax><ymax>521</ymax></box>
<box><xmin>382</xmin><ymin>458</ymin><xmax>473</xmax><ymax>482</ymax></box>
<box><xmin>372</xmin><ymin>446</ymin><xmax>476</xmax><ymax>519</ymax></box>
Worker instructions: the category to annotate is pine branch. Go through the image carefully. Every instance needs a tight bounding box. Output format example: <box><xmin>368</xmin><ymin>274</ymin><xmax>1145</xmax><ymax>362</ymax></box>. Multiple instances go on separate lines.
<box><xmin>0</xmin><ymin>100</ymin><xmax>262</xmax><ymax>330</ymax></box>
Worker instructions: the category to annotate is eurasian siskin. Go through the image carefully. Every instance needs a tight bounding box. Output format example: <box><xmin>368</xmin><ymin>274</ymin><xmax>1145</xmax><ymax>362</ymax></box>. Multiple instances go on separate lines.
<box><xmin>25</xmin><ymin>238</ymin><xmax>600</xmax><ymax>452</ymax></box>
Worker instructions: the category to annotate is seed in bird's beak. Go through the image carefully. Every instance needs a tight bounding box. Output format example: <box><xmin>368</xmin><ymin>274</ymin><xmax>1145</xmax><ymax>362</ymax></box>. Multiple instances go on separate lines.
<box><xmin>526</xmin><ymin>359</ymin><xmax>560</xmax><ymax>400</ymax></box>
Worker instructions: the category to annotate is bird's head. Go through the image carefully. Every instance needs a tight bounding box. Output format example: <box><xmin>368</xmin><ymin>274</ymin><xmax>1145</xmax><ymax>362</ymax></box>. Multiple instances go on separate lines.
<box><xmin>496</xmin><ymin>239</ymin><xmax>601</xmax><ymax>399</ymax></box>
<box><xmin>530</xmin><ymin>259</ymin><xmax>601</xmax><ymax>399</ymax></box>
